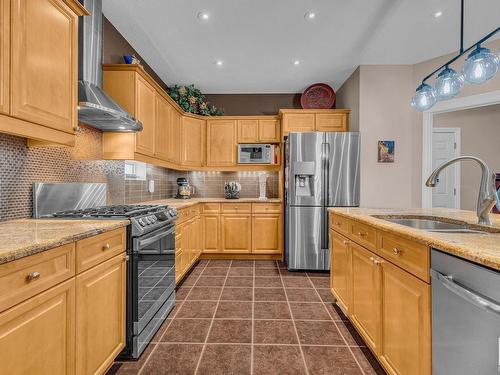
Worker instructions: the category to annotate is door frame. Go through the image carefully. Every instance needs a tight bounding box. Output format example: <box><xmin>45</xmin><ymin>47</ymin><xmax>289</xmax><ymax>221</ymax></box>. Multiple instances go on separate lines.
<box><xmin>431</xmin><ymin>127</ymin><xmax>461</xmax><ymax>209</ymax></box>
<box><xmin>421</xmin><ymin>89</ymin><xmax>500</xmax><ymax>208</ymax></box>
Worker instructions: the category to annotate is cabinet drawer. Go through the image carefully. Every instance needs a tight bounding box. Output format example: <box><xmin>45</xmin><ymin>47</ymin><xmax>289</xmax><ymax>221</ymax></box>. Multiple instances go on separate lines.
<box><xmin>76</xmin><ymin>228</ymin><xmax>126</xmax><ymax>273</ymax></box>
<box><xmin>221</xmin><ymin>203</ymin><xmax>251</xmax><ymax>214</ymax></box>
<box><xmin>252</xmin><ymin>203</ymin><xmax>281</xmax><ymax>214</ymax></box>
<box><xmin>190</xmin><ymin>204</ymin><xmax>201</xmax><ymax>217</ymax></box>
<box><xmin>0</xmin><ymin>243</ymin><xmax>75</xmax><ymax>312</ymax></box>
<box><xmin>350</xmin><ymin>221</ymin><xmax>377</xmax><ymax>251</ymax></box>
<box><xmin>177</xmin><ymin>208</ymin><xmax>190</xmax><ymax>223</ymax></box>
<box><xmin>377</xmin><ymin>232</ymin><xmax>430</xmax><ymax>282</ymax></box>
<box><xmin>202</xmin><ymin>203</ymin><xmax>220</xmax><ymax>214</ymax></box>
<box><xmin>330</xmin><ymin>214</ymin><xmax>350</xmax><ymax>236</ymax></box>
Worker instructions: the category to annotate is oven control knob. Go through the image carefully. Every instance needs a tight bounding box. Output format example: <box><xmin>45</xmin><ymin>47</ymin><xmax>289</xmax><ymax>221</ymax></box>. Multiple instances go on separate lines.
<box><xmin>144</xmin><ymin>217</ymin><xmax>152</xmax><ymax>225</ymax></box>
<box><xmin>150</xmin><ymin>216</ymin><xmax>157</xmax><ymax>223</ymax></box>
<box><xmin>138</xmin><ymin>218</ymin><xmax>146</xmax><ymax>227</ymax></box>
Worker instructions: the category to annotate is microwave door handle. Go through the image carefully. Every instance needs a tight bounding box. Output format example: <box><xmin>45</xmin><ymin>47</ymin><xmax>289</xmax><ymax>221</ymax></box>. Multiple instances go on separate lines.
<box><xmin>431</xmin><ymin>269</ymin><xmax>500</xmax><ymax>316</ymax></box>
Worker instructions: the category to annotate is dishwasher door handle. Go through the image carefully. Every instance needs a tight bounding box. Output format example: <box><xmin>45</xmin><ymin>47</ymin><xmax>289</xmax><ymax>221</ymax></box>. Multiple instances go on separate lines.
<box><xmin>431</xmin><ymin>269</ymin><xmax>500</xmax><ymax>316</ymax></box>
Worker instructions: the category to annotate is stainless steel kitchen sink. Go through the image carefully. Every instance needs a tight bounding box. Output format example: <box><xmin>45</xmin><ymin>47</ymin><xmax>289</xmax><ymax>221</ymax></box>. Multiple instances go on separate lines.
<box><xmin>372</xmin><ymin>216</ymin><xmax>496</xmax><ymax>234</ymax></box>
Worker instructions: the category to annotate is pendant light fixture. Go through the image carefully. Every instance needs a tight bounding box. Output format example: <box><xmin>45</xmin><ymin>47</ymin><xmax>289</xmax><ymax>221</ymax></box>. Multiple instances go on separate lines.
<box><xmin>412</xmin><ymin>0</ymin><xmax>500</xmax><ymax>111</ymax></box>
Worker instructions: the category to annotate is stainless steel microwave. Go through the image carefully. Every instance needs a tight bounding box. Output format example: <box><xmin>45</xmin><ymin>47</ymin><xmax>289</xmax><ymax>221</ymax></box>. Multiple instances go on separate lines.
<box><xmin>238</xmin><ymin>144</ymin><xmax>273</xmax><ymax>164</ymax></box>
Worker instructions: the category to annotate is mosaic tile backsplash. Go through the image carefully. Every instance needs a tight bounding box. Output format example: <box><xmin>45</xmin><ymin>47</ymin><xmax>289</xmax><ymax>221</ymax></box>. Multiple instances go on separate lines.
<box><xmin>0</xmin><ymin>126</ymin><xmax>279</xmax><ymax>220</ymax></box>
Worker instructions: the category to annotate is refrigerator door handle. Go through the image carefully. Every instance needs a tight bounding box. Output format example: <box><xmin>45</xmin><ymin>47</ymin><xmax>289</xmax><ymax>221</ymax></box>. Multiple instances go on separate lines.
<box><xmin>321</xmin><ymin>142</ymin><xmax>330</xmax><ymax>250</ymax></box>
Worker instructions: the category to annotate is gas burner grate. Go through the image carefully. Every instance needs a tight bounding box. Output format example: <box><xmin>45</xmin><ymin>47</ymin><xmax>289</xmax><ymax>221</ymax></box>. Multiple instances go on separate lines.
<box><xmin>52</xmin><ymin>204</ymin><xmax>167</xmax><ymax>218</ymax></box>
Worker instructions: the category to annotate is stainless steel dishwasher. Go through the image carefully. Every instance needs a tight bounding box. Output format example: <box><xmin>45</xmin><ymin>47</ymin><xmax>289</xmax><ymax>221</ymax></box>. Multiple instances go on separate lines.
<box><xmin>431</xmin><ymin>249</ymin><xmax>500</xmax><ymax>374</ymax></box>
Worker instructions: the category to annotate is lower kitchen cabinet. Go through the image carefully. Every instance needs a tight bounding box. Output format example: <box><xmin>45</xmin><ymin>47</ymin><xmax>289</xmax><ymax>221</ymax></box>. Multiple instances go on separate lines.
<box><xmin>251</xmin><ymin>214</ymin><xmax>282</xmax><ymax>254</ymax></box>
<box><xmin>76</xmin><ymin>253</ymin><xmax>126</xmax><ymax>375</ymax></box>
<box><xmin>0</xmin><ymin>279</ymin><xmax>76</xmax><ymax>375</ymax></box>
<box><xmin>350</xmin><ymin>243</ymin><xmax>380</xmax><ymax>353</ymax></box>
<box><xmin>221</xmin><ymin>215</ymin><xmax>252</xmax><ymax>253</ymax></box>
<box><xmin>379</xmin><ymin>260</ymin><xmax>431</xmax><ymax>375</ymax></box>
<box><xmin>175</xmin><ymin>209</ymin><xmax>203</xmax><ymax>284</ymax></box>
<box><xmin>202</xmin><ymin>214</ymin><xmax>220</xmax><ymax>253</ymax></box>
<box><xmin>329</xmin><ymin>231</ymin><xmax>351</xmax><ymax>313</ymax></box>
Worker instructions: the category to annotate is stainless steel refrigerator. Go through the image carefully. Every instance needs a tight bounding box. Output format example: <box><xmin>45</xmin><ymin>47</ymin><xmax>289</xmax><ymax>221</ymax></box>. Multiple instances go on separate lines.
<box><xmin>285</xmin><ymin>132</ymin><xmax>360</xmax><ymax>271</ymax></box>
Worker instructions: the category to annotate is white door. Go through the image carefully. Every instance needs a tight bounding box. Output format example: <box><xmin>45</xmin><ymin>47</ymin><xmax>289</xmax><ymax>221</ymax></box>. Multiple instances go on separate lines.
<box><xmin>432</xmin><ymin>128</ymin><xmax>460</xmax><ymax>208</ymax></box>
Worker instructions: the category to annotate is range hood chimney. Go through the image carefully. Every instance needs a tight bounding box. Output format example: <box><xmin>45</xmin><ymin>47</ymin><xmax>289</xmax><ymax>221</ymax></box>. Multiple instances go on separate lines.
<box><xmin>78</xmin><ymin>0</ymin><xmax>142</xmax><ymax>132</ymax></box>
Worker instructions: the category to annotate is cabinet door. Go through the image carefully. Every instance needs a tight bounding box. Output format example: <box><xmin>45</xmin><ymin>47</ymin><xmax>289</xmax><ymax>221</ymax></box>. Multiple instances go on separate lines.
<box><xmin>76</xmin><ymin>254</ymin><xmax>126</xmax><ymax>375</ymax></box>
<box><xmin>315</xmin><ymin>113</ymin><xmax>348</xmax><ymax>132</ymax></box>
<box><xmin>330</xmin><ymin>231</ymin><xmax>351</xmax><ymax>313</ymax></box>
<box><xmin>135</xmin><ymin>76</ymin><xmax>156</xmax><ymax>156</ymax></box>
<box><xmin>11</xmin><ymin>0</ymin><xmax>77</xmax><ymax>133</ymax></box>
<box><xmin>203</xmin><ymin>215</ymin><xmax>220</xmax><ymax>253</ymax></box>
<box><xmin>259</xmin><ymin>119</ymin><xmax>280</xmax><ymax>142</ymax></box>
<box><xmin>155</xmin><ymin>95</ymin><xmax>172</xmax><ymax>160</ymax></box>
<box><xmin>0</xmin><ymin>0</ymin><xmax>8</xmax><ymax>115</ymax></box>
<box><xmin>181</xmin><ymin>117</ymin><xmax>205</xmax><ymax>166</ymax></box>
<box><xmin>169</xmin><ymin>109</ymin><xmax>181</xmax><ymax>163</ymax></box>
<box><xmin>237</xmin><ymin>119</ymin><xmax>259</xmax><ymax>143</ymax></box>
<box><xmin>379</xmin><ymin>261</ymin><xmax>431</xmax><ymax>375</ymax></box>
<box><xmin>207</xmin><ymin>119</ymin><xmax>237</xmax><ymax>166</ymax></box>
<box><xmin>221</xmin><ymin>215</ymin><xmax>252</xmax><ymax>253</ymax></box>
<box><xmin>282</xmin><ymin>113</ymin><xmax>315</xmax><ymax>134</ymax></box>
<box><xmin>350</xmin><ymin>243</ymin><xmax>380</xmax><ymax>353</ymax></box>
<box><xmin>251</xmin><ymin>214</ymin><xmax>282</xmax><ymax>254</ymax></box>
<box><xmin>0</xmin><ymin>279</ymin><xmax>75</xmax><ymax>375</ymax></box>
<box><xmin>175</xmin><ymin>227</ymin><xmax>183</xmax><ymax>283</ymax></box>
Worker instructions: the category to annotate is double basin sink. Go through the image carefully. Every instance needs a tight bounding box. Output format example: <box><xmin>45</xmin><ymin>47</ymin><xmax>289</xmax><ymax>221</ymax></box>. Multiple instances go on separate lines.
<box><xmin>372</xmin><ymin>216</ymin><xmax>500</xmax><ymax>234</ymax></box>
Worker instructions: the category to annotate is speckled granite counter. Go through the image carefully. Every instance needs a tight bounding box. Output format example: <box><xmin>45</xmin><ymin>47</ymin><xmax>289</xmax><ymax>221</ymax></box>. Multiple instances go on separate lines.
<box><xmin>144</xmin><ymin>197</ymin><xmax>282</xmax><ymax>210</ymax></box>
<box><xmin>0</xmin><ymin>219</ymin><xmax>129</xmax><ymax>265</ymax></box>
<box><xmin>328</xmin><ymin>207</ymin><xmax>500</xmax><ymax>271</ymax></box>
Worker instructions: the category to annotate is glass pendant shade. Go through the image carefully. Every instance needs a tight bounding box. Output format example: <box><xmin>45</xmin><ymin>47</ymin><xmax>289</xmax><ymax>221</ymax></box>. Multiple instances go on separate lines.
<box><xmin>462</xmin><ymin>46</ymin><xmax>500</xmax><ymax>84</ymax></box>
<box><xmin>434</xmin><ymin>67</ymin><xmax>464</xmax><ymax>100</ymax></box>
<box><xmin>411</xmin><ymin>83</ymin><xmax>437</xmax><ymax>111</ymax></box>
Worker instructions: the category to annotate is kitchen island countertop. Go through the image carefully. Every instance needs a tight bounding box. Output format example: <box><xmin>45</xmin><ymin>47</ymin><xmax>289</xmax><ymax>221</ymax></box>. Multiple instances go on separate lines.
<box><xmin>328</xmin><ymin>207</ymin><xmax>500</xmax><ymax>271</ymax></box>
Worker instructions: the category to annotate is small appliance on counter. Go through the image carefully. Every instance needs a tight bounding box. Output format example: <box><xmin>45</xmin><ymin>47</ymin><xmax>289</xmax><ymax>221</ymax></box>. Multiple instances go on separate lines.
<box><xmin>33</xmin><ymin>183</ymin><xmax>178</xmax><ymax>359</ymax></box>
<box><xmin>175</xmin><ymin>178</ymin><xmax>195</xmax><ymax>199</ymax></box>
<box><xmin>224</xmin><ymin>181</ymin><xmax>241</xmax><ymax>199</ymax></box>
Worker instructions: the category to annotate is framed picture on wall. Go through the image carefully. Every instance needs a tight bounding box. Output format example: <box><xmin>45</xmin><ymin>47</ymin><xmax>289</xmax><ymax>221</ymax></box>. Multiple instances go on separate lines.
<box><xmin>378</xmin><ymin>141</ymin><xmax>395</xmax><ymax>163</ymax></box>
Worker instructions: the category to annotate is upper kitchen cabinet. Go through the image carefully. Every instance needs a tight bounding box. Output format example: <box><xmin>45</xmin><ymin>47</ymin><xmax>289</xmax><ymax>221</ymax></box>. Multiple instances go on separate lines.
<box><xmin>135</xmin><ymin>76</ymin><xmax>156</xmax><ymax>156</ymax></box>
<box><xmin>207</xmin><ymin>119</ymin><xmax>237</xmax><ymax>166</ymax></box>
<box><xmin>181</xmin><ymin>116</ymin><xmax>205</xmax><ymax>167</ymax></box>
<box><xmin>237</xmin><ymin>117</ymin><xmax>280</xmax><ymax>143</ymax></box>
<box><xmin>0</xmin><ymin>0</ymin><xmax>87</xmax><ymax>146</ymax></box>
<box><xmin>154</xmin><ymin>94</ymin><xmax>171</xmax><ymax>160</ymax></box>
<box><xmin>280</xmin><ymin>109</ymin><xmax>350</xmax><ymax>136</ymax></box>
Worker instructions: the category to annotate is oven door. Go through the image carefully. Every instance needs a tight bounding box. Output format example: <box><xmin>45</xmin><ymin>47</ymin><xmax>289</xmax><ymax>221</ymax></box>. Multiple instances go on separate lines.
<box><xmin>132</xmin><ymin>224</ymin><xmax>175</xmax><ymax>337</ymax></box>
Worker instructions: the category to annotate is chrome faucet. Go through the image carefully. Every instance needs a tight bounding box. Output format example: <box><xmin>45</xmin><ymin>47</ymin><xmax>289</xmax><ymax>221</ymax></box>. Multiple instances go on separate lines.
<box><xmin>425</xmin><ymin>156</ymin><xmax>499</xmax><ymax>225</ymax></box>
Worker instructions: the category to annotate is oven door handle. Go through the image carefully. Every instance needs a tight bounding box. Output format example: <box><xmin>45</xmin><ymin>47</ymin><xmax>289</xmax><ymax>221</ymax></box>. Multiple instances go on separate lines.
<box><xmin>431</xmin><ymin>269</ymin><xmax>500</xmax><ymax>316</ymax></box>
<box><xmin>138</xmin><ymin>226</ymin><xmax>175</xmax><ymax>249</ymax></box>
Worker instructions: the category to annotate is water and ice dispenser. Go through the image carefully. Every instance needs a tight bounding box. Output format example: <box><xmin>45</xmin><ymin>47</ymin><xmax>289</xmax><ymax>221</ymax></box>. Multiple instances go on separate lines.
<box><xmin>293</xmin><ymin>161</ymin><xmax>315</xmax><ymax>197</ymax></box>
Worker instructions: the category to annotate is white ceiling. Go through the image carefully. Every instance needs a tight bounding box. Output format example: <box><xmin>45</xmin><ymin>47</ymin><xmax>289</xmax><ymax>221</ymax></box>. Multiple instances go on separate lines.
<box><xmin>103</xmin><ymin>0</ymin><xmax>500</xmax><ymax>93</ymax></box>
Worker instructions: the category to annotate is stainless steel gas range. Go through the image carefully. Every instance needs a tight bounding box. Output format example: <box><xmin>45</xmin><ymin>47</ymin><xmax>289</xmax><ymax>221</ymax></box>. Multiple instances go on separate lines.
<box><xmin>33</xmin><ymin>183</ymin><xmax>177</xmax><ymax>359</ymax></box>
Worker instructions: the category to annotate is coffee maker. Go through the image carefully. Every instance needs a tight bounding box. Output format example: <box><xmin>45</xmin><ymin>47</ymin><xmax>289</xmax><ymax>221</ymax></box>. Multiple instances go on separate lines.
<box><xmin>175</xmin><ymin>178</ymin><xmax>195</xmax><ymax>199</ymax></box>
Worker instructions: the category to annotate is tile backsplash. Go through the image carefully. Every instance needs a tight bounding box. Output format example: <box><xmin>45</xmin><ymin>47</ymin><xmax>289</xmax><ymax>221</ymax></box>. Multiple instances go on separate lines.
<box><xmin>0</xmin><ymin>125</ymin><xmax>279</xmax><ymax>220</ymax></box>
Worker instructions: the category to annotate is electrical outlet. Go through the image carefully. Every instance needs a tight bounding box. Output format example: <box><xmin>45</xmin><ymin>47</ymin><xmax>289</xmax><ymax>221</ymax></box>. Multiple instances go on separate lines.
<box><xmin>148</xmin><ymin>180</ymin><xmax>155</xmax><ymax>193</ymax></box>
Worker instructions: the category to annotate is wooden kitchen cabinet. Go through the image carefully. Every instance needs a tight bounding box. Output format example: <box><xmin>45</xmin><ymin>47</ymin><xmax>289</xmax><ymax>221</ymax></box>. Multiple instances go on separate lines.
<box><xmin>258</xmin><ymin>119</ymin><xmax>280</xmax><ymax>142</ymax></box>
<box><xmin>206</xmin><ymin>119</ymin><xmax>237</xmax><ymax>166</ymax></box>
<box><xmin>315</xmin><ymin>113</ymin><xmax>348</xmax><ymax>132</ymax></box>
<box><xmin>280</xmin><ymin>109</ymin><xmax>350</xmax><ymax>135</ymax></box>
<box><xmin>203</xmin><ymin>215</ymin><xmax>220</xmax><ymax>253</ymax></box>
<box><xmin>281</xmin><ymin>113</ymin><xmax>315</xmax><ymax>134</ymax></box>
<box><xmin>350</xmin><ymin>242</ymin><xmax>380</xmax><ymax>353</ymax></box>
<box><xmin>329</xmin><ymin>231</ymin><xmax>351</xmax><ymax>313</ymax></box>
<box><xmin>379</xmin><ymin>260</ymin><xmax>431</xmax><ymax>375</ymax></box>
<box><xmin>237</xmin><ymin>119</ymin><xmax>259</xmax><ymax>143</ymax></box>
<box><xmin>155</xmin><ymin>94</ymin><xmax>172</xmax><ymax>160</ymax></box>
<box><xmin>181</xmin><ymin>116</ymin><xmax>205</xmax><ymax>167</ymax></box>
<box><xmin>76</xmin><ymin>253</ymin><xmax>126</xmax><ymax>375</ymax></box>
<box><xmin>135</xmin><ymin>75</ymin><xmax>156</xmax><ymax>156</ymax></box>
<box><xmin>251</xmin><ymin>214</ymin><xmax>282</xmax><ymax>254</ymax></box>
<box><xmin>168</xmin><ymin>107</ymin><xmax>181</xmax><ymax>164</ymax></box>
<box><xmin>0</xmin><ymin>279</ymin><xmax>76</xmax><ymax>375</ymax></box>
<box><xmin>0</xmin><ymin>0</ymin><xmax>9</xmax><ymax>115</ymax></box>
<box><xmin>221</xmin><ymin>215</ymin><xmax>252</xmax><ymax>253</ymax></box>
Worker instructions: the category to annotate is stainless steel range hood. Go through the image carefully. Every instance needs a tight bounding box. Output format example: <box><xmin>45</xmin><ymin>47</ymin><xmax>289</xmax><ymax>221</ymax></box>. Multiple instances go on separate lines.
<box><xmin>78</xmin><ymin>0</ymin><xmax>142</xmax><ymax>132</ymax></box>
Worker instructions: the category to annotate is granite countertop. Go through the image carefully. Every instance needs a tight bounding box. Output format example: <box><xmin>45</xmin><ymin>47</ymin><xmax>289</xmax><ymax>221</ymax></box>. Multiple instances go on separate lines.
<box><xmin>145</xmin><ymin>197</ymin><xmax>283</xmax><ymax>210</ymax></box>
<box><xmin>328</xmin><ymin>207</ymin><xmax>500</xmax><ymax>271</ymax></box>
<box><xmin>0</xmin><ymin>219</ymin><xmax>129</xmax><ymax>265</ymax></box>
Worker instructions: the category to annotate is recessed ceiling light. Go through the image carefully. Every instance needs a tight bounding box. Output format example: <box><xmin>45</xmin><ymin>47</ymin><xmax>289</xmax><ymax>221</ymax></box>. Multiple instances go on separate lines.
<box><xmin>216</xmin><ymin>60</ymin><xmax>223</xmax><ymax>66</ymax></box>
<box><xmin>197</xmin><ymin>11</ymin><xmax>209</xmax><ymax>20</ymax></box>
<box><xmin>434</xmin><ymin>10</ymin><xmax>443</xmax><ymax>18</ymax></box>
<box><xmin>293</xmin><ymin>60</ymin><xmax>300</xmax><ymax>66</ymax></box>
<box><xmin>304</xmin><ymin>11</ymin><xmax>316</xmax><ymax>20</ymax></box>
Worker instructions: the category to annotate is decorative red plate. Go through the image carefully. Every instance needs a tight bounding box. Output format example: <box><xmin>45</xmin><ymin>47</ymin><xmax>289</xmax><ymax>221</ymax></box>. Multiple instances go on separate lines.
<box><xmin>301</xmin><ymin>83</ymin><xmax>336</xmax><ymax>109</ymax></box>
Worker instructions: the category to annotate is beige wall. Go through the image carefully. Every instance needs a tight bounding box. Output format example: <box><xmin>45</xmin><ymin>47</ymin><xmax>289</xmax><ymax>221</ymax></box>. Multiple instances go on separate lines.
<box><xmin>337</xmin><ymin>38</ymin><xmax>500</xmax><ymax>209</ymax></box>
<box><xmin>434</xmin><ymin>104</ymin><xmax>500</xmax><ymax>210</ymax></box>
<box><xmin>336</xmin><ymin>67</ymin><xmax>360</xmax><ymax>131</ymax></box>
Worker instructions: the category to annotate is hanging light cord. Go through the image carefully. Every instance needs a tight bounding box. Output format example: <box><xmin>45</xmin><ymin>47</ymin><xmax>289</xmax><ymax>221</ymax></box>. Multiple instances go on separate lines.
<box><xmin>421</xmin><ymin>0</ymin><xmax>499</xmax><ymax>84</ymax></box>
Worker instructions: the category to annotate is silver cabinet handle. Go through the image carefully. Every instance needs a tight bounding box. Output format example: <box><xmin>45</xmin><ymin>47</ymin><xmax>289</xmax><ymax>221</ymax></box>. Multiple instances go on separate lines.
<box><xmin>431</xmin><ymin>269</ymin><xmax>500</xmax><ymax>316</ymax></box>
<box><xmin>102</xmin><ymin>243</ymin><xmax>111</xmax><ymax>251</ymax></box>
<box><xmin>392</xmin><ymin>247</ymin><xmax>401</xmax><ymax>255</ymax></box>
<box><xmin>343</xmin><ymin>240</ymin><xmax>349</xmax><ymax>245</ymax></box>
<box><xmin>27</xmin><ymin>272</ymin><xmax>41</xmax><ymax>281</ymax></box>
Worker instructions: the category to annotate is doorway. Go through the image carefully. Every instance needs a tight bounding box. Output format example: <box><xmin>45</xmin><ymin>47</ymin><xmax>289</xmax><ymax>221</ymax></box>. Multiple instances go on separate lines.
<box><xmin>431</xmin><ymin>128</ymin><xmax>460</xmax><ymax>209</ymax></box>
